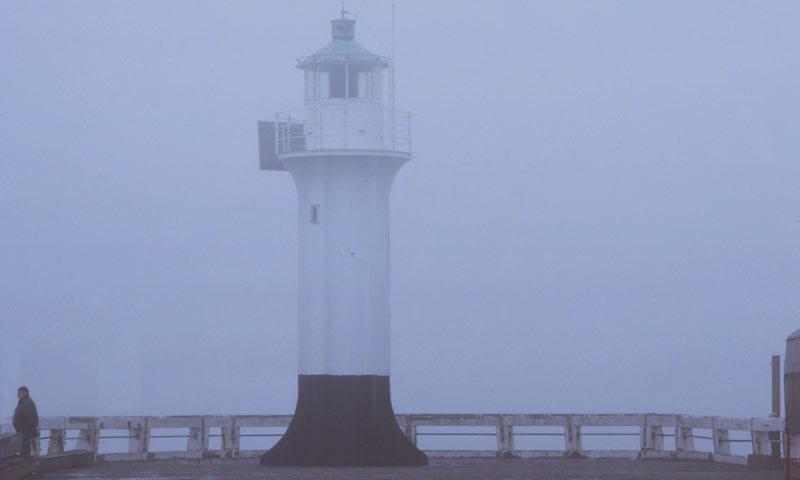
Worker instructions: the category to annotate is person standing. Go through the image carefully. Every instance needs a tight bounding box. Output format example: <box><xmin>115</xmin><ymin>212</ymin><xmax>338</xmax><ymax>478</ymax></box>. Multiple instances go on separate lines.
<box><xmin>13</xmin><ymin>386</ymin><xmax>39</xmax><ymax>457</ymax></box>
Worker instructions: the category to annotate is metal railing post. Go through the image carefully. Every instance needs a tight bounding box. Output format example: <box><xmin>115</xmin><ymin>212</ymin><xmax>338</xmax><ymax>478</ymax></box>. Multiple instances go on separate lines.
<box><xmin>399</xmin><ymin>415</ymin><xmax>417</xmax><ymax>446</ymax></box>
<box><xmin>47</xmin><ymin>429</ymin><xmax>65</xmax><ymax>455</ymax></box>
<box><xmin>565</xmin><ymin>415</ymin><xmax>582</xmax><ymax>457</ymax></box>
<box><xmin>496</xmin><ymin>415</ymin><xmax>514</xmax><ymax>456</ymax></box>
<box><xmin>676</xmin><ymin>416</ymin><xmax>695</xmax><ymax>453</ymax></box>
<box><xmin>75</xmin><ymin>419</ymin><xmax>98</xmax><ymax>456</ymax></box>
<box><xmin>639</xmin><ymin>415</ymin><xmax>649</xmax><ymax>451</ymax></box>
<box><xmin>187</xmin><ymin>417</ymin><xmax>207</xmax><ymax>454</ymax></box>
<box><xmin>712</xmin><ymin>417</ymin><xmax>731</xmax><ymax>456</ymax></box>
<box><xmin>128</xmin><ymin>418</ymin><xmax>148</xmax><ymax>456</ymax></box>
<box><xmin>221</xmin><ymin>417</ymin><xmax>239</xmax><ymax>458</ymax></box>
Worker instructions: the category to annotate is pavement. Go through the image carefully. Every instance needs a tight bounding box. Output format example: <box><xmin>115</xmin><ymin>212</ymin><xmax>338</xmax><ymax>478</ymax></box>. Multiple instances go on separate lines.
<box><xmin>34</xmin><ymin>458</ymin><xmax>784</xmax><ymax>479</ymax></box>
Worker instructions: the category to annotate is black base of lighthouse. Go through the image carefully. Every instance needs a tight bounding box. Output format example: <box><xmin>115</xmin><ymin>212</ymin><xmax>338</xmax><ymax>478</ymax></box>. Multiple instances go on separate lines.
<box><xmin>260</xmin><ymin>375</ymin><xmax>428</xmax><ymax>466</ymax></box>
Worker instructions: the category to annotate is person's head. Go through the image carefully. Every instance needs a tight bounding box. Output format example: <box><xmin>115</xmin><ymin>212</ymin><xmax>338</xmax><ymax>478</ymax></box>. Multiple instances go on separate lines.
<box><xmin>17</xmin><ymin>386</ymin><xmax>29</xmax><ymax>400</ymax></box>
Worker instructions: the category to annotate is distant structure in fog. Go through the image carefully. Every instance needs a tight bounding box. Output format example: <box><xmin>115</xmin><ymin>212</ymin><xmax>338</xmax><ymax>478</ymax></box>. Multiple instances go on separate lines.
<box><xmin>256</xmin><ymin>11</ymin><xmax>427</xmax><ymax>466</ymax></box>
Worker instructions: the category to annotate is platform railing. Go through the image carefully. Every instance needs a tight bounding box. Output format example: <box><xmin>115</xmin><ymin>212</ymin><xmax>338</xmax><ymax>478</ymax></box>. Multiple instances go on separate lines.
<box><xmin>275</xmin><ymin>107</ymin><xmax>411</xmax><ymax>155</ymax></box>
<box><xmin>0</xmin><ymin>413</ymin><xmax>784</xmax><ymax>465</ymax></box>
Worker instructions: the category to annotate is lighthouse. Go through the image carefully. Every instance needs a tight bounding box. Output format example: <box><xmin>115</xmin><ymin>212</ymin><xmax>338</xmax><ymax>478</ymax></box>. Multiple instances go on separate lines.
<box><xmin>257</xmin><ymin>11</ymin><xmax>427</xmax><ymax>466</ymax></box>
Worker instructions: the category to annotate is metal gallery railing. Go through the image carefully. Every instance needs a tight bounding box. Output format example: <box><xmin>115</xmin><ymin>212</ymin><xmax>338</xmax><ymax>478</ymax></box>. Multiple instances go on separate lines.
<box><xmin>275</xmin><ymin>107</ymin><xmax>411</xmax><ymax>155</ymax></box>
<box><xmin>0</xmin><ymin>413</ymin><xmax>784</xmax><ymax>464</ymax></box>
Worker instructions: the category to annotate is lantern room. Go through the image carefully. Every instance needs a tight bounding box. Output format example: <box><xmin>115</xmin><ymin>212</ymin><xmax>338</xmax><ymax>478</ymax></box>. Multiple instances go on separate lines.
<box><xmin>257</xmin><ymin>12</ymin><xmax>410</xmax><ymax>171</ymax></box>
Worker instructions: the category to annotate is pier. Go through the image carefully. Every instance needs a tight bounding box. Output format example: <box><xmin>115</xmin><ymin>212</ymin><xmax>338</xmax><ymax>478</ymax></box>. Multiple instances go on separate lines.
<box><xmin>0</xmin><ymin>412</ymin><xmax>785</xmax><ymax>478</ymax></box>
<box><xmin>26</xmin><ymin>457</ymin><xmax>784</xmax><ymax>480</ymax></box>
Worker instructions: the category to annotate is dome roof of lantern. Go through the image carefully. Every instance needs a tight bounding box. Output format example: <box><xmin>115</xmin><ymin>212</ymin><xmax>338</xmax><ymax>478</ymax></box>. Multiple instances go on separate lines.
<box><xmin>297</xmin><ymin>16</ymin><xmax>388</xmax><ymax>68</ymax></box>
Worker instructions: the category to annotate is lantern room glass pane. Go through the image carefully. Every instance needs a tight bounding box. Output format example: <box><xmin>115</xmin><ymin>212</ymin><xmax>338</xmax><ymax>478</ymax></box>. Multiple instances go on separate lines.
<box><xmin>319</xmin><ymin>70</ymin><xmax>329</xmax><ymax>98</ymax></box>
<box><xmin>329</xmin><ymin>66</ymin><xmax>346</xmax><ymax>98</ymax></box>
<box><xmin>357</xmin><ymin>69</ymin><xmax>371</xmax><ymax>99</ymax></box>
<box><xmin>347</xmin><ymin>66</ymin><xmax>359</xmax><ymax>98</ymax></box>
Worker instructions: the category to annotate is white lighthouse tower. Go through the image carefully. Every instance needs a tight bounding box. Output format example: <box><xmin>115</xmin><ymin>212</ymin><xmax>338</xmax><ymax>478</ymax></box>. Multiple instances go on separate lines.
<box><xmin>257</xmin><ymin>12</ymin><xmax>427</xmax><ymax>466</ymax></box>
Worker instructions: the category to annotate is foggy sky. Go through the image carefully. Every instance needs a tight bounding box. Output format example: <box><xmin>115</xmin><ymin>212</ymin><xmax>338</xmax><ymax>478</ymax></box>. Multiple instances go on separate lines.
<box><xmin>1</xmin><ymin>1</ymin><xmax>798</xmax><ymax>421</ymax></box>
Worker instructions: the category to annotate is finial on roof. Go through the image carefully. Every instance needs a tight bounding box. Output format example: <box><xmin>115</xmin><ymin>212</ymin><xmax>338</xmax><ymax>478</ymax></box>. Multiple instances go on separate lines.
<box><xmin>331</xmin><ymin>6</ymin><xmax>356</xmax><ymax>41</ymax></box>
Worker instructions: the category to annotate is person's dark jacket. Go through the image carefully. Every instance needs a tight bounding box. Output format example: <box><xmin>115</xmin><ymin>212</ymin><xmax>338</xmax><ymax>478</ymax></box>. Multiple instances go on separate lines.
<box><xmin>13</xmin><ymin>396</ymin><xmax>38</xmax><ymax>434</ymax></box>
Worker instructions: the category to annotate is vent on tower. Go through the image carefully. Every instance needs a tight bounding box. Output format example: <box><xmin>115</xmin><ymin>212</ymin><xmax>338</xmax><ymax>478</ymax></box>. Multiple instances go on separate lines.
<box><xmin>310</xmin><ymin>205</ymin><xmax>320</xmax><ymax>224</ymax></box>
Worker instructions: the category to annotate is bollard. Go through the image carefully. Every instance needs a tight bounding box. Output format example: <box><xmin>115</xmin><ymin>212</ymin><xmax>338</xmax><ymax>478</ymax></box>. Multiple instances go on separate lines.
<box><xmin>785</xmin><ymin>330</ymin><xmax>800</xmax><ymax>478</ymax></box>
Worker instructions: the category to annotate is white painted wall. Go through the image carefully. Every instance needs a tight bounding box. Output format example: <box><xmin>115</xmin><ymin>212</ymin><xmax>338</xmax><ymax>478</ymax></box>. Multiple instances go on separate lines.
<box><xmin>285</xmin><ymin>153</ymin><xmax>407</xmax><ymax>376</ymax></box>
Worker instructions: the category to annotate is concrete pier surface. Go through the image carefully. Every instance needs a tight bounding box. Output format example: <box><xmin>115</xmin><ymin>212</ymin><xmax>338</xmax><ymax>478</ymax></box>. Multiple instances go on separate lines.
<box><xmin>34</xmin><ymin>458</ymin><xmax>782</xmax><ymax>480</ymax></box>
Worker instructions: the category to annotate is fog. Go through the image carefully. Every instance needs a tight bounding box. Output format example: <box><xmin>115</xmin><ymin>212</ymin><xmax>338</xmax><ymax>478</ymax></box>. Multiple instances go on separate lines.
<box><xmin>1</xmin><ymin>1</ymin><xmax>798</xmax><ymax>422</ymax></box>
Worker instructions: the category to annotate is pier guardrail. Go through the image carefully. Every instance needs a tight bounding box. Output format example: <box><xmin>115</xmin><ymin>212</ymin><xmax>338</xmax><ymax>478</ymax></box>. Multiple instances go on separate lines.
<box><xmin>0</xmin><ymin>413</ymin><xmax>784</xmax><ymax>465</ymax></box>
